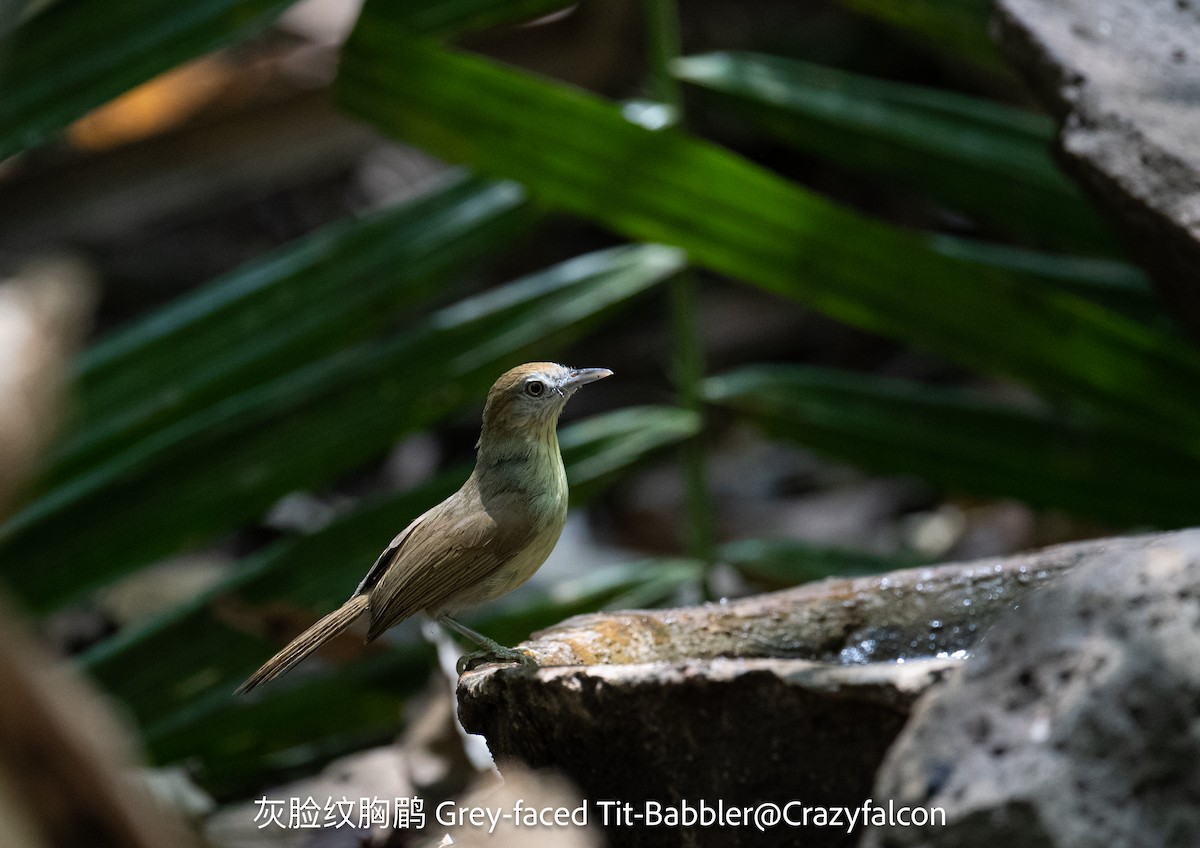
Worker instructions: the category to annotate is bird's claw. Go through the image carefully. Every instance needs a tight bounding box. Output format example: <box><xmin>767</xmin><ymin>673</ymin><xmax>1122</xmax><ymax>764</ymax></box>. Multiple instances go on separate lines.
<box><xmin>456</xmin><ymin>646</ymin><xmax>537</xmax><ymax>675</ymax></box>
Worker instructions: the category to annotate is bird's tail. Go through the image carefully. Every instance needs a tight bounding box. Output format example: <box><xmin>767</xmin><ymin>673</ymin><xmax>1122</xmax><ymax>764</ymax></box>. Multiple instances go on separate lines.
<box><xmin>236</xmin><ymin>594</ymin><xmax>369</xmax><ymax>694</ymax></box>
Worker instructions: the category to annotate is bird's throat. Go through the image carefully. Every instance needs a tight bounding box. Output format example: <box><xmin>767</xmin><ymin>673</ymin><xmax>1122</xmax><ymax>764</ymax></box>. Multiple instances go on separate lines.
<box><xmin>477</xmin><ymin>423</ymin><xmax>567</xmax><ymax>505</ymax></box>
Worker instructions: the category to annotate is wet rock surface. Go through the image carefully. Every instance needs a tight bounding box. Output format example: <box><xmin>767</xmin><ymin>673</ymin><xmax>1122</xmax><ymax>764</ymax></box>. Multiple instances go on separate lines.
<box><xmin>485</xmin><ymin>536</ymin><xmax>1117</xmax><ymax>669</ymax></box>
<box><xmin>456</xmin><ymin>534</ymin><xmax>1177</xmax><ymax>848</ymax></box>
<box><xmin>992</xmin><ymin>0</ymin><xmax>1200</xmax><ymax>335</ymax></box>
<box><xmin>865</xmin><ymin>530</ymin><xmax>1200</xmax><ymax>848</ymax></box>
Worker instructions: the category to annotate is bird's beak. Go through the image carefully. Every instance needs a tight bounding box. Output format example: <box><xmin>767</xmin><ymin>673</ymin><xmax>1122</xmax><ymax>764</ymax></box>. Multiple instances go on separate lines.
<box><xmin>561</xmin><ymin>367</ymin><xmax>613</xmax><ymax>392</ymax></box>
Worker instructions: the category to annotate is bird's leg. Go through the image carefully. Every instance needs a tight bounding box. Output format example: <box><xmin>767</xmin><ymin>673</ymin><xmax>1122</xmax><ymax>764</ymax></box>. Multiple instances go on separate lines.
<box><xmin>436</xmin><ymin>614</ymin><xmax>537</xmax><ymax>674</ymax></box>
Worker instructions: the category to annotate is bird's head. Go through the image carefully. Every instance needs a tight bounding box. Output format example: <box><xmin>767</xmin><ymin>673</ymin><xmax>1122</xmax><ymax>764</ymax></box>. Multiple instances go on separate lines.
<box><xmin>479</xmin><ymin>361</ymin><xmax>612</xmax><ymax>446</ymax></box>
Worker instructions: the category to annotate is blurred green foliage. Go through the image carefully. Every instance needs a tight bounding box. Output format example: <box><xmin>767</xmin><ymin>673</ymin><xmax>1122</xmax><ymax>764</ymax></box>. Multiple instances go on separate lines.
<box><xmin>1</xmin><ymin>0</ymin><xmax>1198</xmax><ymax>795</ymax></box>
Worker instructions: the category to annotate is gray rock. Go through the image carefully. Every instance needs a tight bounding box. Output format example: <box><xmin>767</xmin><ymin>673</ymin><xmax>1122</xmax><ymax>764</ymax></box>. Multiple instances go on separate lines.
<box><xmin>866</xmin><ymin>531</ymin><xmax>1200</xmax><ymax>848</ymax></box>
<box><xmin>456</xmin><ymin>534</ymin><xmax>1168</xmax><ymax>848</ymax></box>
<box><xmin>992</xmin><ymin>0</ymin><xmax>1200</xmax><ymax>336</ymax></box>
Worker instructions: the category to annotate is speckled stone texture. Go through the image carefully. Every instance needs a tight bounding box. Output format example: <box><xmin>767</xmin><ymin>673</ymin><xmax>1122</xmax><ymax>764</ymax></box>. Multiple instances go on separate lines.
<box><xmin>865</xmin><ymin>531</ymin><xmax>1200</xmax><ymax>848</ymax></box>
<box><xmin>992</xmin><ymin>0</ymin><xmax>1200</xmax><ymax>336</ymax></box>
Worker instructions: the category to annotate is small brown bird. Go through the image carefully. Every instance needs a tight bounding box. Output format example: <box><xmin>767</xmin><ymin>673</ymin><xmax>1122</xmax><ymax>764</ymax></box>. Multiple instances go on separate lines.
<box><xmin>237</xmin><ymin>362</ymin><xmax>611</xmax><ymax>693</ymax></box>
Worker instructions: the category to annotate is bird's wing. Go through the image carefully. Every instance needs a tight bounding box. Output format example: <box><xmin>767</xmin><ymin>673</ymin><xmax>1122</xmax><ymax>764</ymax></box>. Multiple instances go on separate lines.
<box><xmin>363</xmin><ymin>488</ymin><xmax>534</xmax><ymax>640</ymax></box>
<box><xmin>354</xmin><ymin>511</ymin><xmax>428</xmax><ymax>597</ymax></box>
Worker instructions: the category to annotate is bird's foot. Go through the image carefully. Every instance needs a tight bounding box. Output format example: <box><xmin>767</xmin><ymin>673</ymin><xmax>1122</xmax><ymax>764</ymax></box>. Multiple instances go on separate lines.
<box><xmin>456</xmin><ymin>645</ymin><xmax>537</xmax><ymax>675</ymax></box>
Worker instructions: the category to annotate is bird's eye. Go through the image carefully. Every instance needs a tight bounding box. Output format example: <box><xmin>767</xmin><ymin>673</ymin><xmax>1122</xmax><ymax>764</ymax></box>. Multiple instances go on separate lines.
<box><xmin>525</xmin><ymin>379</ymin><xmax>546</xmax><ymax>397</ymax></box>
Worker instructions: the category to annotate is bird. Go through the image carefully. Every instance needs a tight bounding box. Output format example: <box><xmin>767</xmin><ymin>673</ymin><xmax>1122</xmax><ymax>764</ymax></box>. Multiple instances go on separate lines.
<box><xmin>236</xmin><ymin>362</ymin><xmax>612</xmax><ymax>694</ymax></box>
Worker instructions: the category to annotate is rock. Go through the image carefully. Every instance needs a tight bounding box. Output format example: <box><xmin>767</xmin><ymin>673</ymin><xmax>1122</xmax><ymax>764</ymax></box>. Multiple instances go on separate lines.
<box><xmin>865</xmin><ymin>530</ymin><xmax>1200</xmax><ymax>847</ymax></box>
<box><xmin>0</xmin><ymin>597</ymin><xmax>199</xmax><ymax>848</ymax></box>
<box><xmin>0</xmin><ymin>260</ymin><xmax>93</xmax><ymax>511</ymax></box>
<box><xmin>205</xmin><ymin>746</ymin><xmax>416</xmax><ymax>848</ymax></box>
<box><xmin>419</xmin><ymin>762</ymin><xmax>601</xmax><ymax>848</ymax></box>
<box><xmin>207</xmin><ymin>681</ymin><xmax>486</xmax><ymax>848</ymax></box>
<box><xmin>454</xmin><ymin>533</ymin><xmax>1173</xmax><ymax>848</ymax></box>
<box><xmin>466</xmin><ymin>657</ymin><xmax>949</xmax><ymax>848</ymax></box>
<box><xmin>991</xmin><ymin>0</ymin><xmax>1200</xmax><ymax>336</ymax></box>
